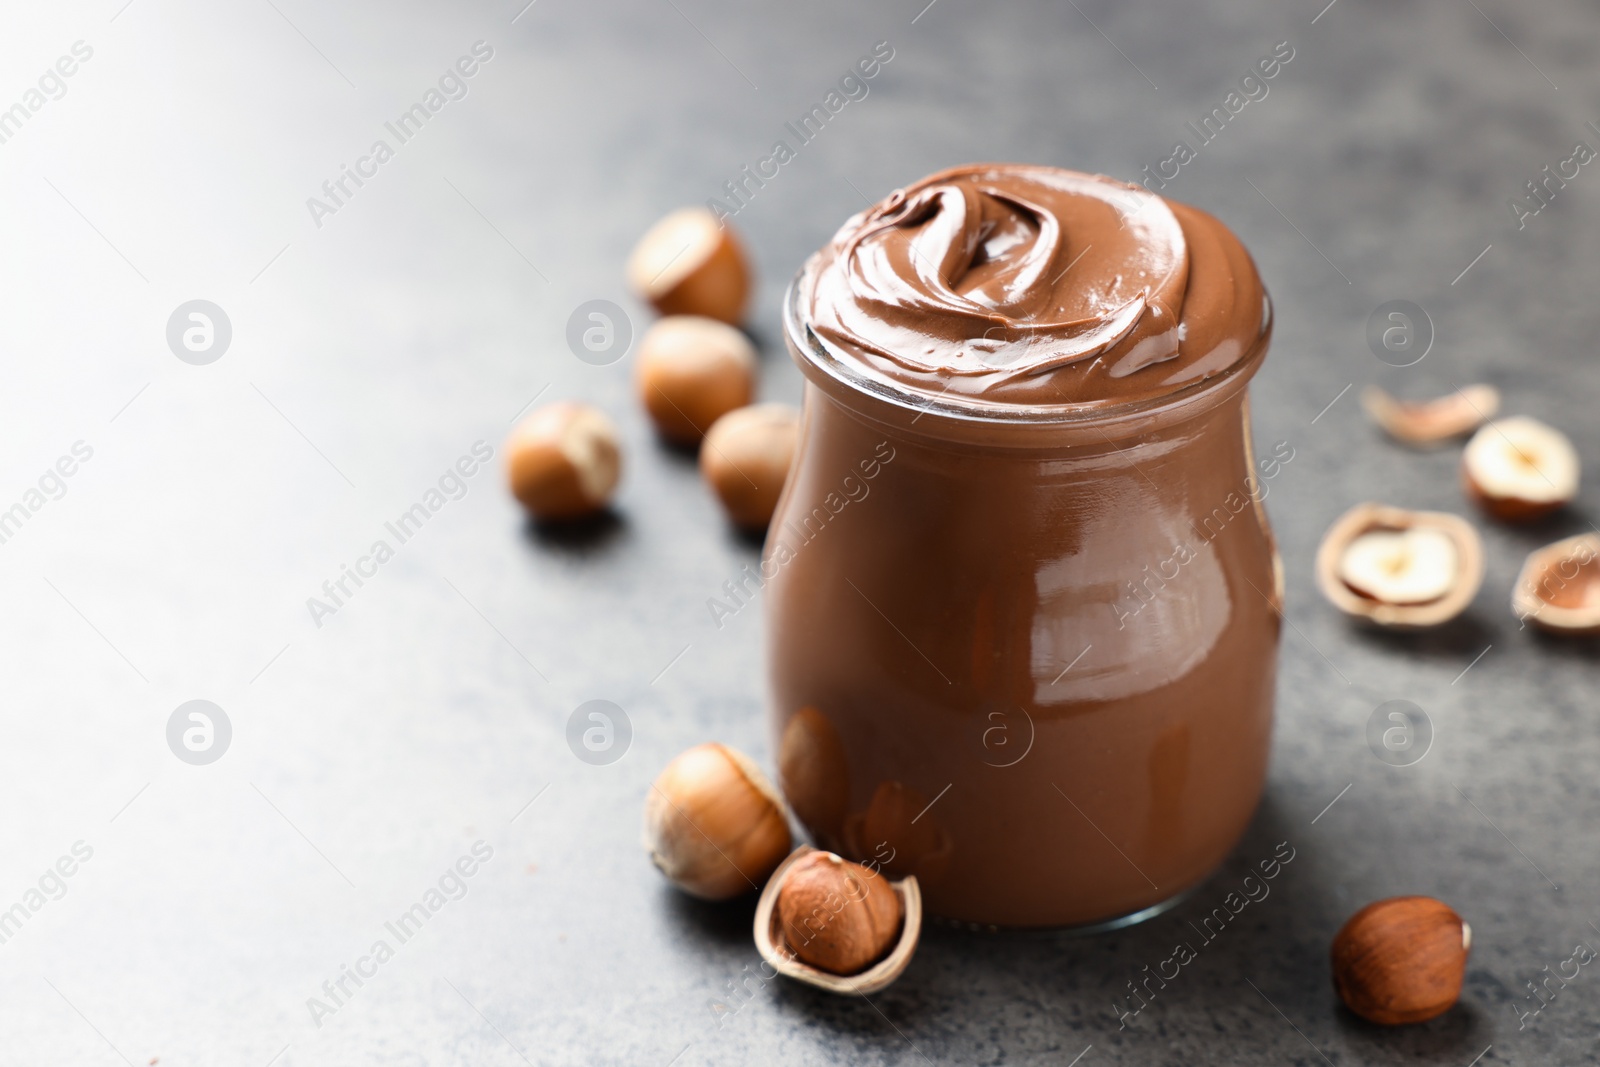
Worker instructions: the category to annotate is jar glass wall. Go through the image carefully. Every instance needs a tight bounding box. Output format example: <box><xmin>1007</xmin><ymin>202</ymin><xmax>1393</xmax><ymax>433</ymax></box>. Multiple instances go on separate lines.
<box><xmin>767</xmin><ymin>270</ymin><xmax>1282</xmax><ymax>929</ymax></box>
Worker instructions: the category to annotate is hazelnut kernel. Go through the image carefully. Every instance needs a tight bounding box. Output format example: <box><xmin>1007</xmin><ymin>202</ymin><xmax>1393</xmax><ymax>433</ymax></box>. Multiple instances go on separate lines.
<box><xmin>1314</xmin><ymin>504</ymin><xmax>1484</xmax><ymax>630</ymax></box>
<box><xmin>635</xmin><ymin>316</ymin><xmax>755</xmax><ymax>445</ymax></box>
<box><xmin>1461</xmin><ymin>416</ymin><xmax>1579</xmax><ymax>522</ymax></box>
<box><xmin>1331</xmin><ymin>896</ymin><xmax>1470</xmax><ymax>1025</ymax></box>
<box><xmin>642</xmin><ymin>743</ymin><xmax>791</xmax><ymax>901</ymax></box>
<box><xmin>775</xmin><ymin>851</ymin><xmax>903</xmax><ymax>975</ymax></box>
<box><xmin>504</xmin><ymin>402</ymin><xmax>621</xmax><ymax>521</ymax></box>
<box><xmin>701</xmin><ymin>404</ymin><xmax>800</xmax><ymax>530</ymax></box>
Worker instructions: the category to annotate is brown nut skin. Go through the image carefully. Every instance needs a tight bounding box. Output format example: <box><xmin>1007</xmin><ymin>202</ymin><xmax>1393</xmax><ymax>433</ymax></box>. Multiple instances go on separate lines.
<box><xmin>775</xmin><ymin>851</ymin><xmax>903</xmax><ymax>976</ymax></box>
<box><xmin>1331</xmin><ymin>896</ymin><xmax>1470</xmax><ymax>1025</ymax></box>
<box><xmin>701</xmin><ymin>404</ymin><xmax>800</xmax><ymax>530</ymax></box>
<box><xmin>626</xmin><ymin>207</ymin><xmax>751</xmax><ymax>325</ymax></box>
<box><xmin>642</xmin><ymin>743</ymin><xmax>792</xmax><ymax>901</ymax></box>
<box><xmin>635</xmin><ymin>316</ymin><xmax>756</xmax><ymax>445</ymax></box>
<box><xmin>1460</xmin><ymin>466</ymin><xmax>1565</xmax><ymax>523</ymax></box>
<box><xmin>504</xmin><ymin>402</ymin><xmax>621</xmax><ymax>521</ymax></box>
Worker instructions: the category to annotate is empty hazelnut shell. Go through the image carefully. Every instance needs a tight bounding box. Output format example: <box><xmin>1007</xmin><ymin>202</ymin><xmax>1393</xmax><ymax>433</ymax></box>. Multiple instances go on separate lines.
<box><xmin>1361</xmin><ymin>384</ymin><xmax>1499</xmax><ymax>446</ymax></box>
<box><xmin>1315</xmin><ymin>504</ymin><xmax>1484</xmax><ymax>628</ymax></box>
<box><xmin>626</xmin><ymin>207</ymin><xmax>750</xmax><ymax>325</ymax></box>
<box><xmin>1512</xmin><ymin>532</ymin><xmax>1600</xmax><ymax>635</ymax></box>
<box><xmin>701</xmin><ymin>403</ymin><xmax>800</xmax><ymax>530</ymax></box>
<box><xmin>1461</xmin><ymin>416</ymin><xmax>1579</xmax><ymax>522</ymax></box>
<box><xmin>1331</xmin><ymin>896</ymin><xmax>1470</xmax><ymax>1025</ymax></box>
<box><xmin>754</xmin><ymin>845</ymin><xmax>921</xmax><ymax>995</ymax></box>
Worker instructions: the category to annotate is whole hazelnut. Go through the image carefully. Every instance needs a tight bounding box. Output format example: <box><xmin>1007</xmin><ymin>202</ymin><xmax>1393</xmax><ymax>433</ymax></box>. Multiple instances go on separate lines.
<box><xmin>701</xmin><ymin>403</ymin><xmax>800</xmax><ymax>530</ymax></box>
<box><xmin>635</xmin><ymin>316</ymin><xmax>756</xmax><ymax>445</ymax></box>
<box><xmin>642</xmin><ymin>743</ymin><xmax>791</xmax><ymax>901</ymax></box>
<box><xmin>775</xmin><ymin>851</ymin><xmax>903</xmax><ymax>975</ymax></box>
<box><xmin>1331</xmin><ymin>896</ymin><xmax>1470</xmax><ymax>1025</ymax></box>
<box><xmin>504</xmin><ymin>402</ymin><xmax>621</xmax><ymax>521</ymax></box>
<box><xmin>626</xmin><ymin>207</ymin><xmax>751</xmax><ymax>325</ymax></box>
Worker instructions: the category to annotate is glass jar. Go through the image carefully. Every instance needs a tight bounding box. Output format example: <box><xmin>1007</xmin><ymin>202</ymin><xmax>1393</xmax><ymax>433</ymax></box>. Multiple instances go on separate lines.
<box><xmin>766</xmin><ymin>268</ymin><xmax>1282</xmax><ymax>930</ymax></box>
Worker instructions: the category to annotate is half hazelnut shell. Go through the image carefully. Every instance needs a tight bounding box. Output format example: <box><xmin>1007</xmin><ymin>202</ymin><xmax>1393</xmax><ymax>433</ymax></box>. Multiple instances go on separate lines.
<box><xmin>1361</xmin><ymin>384</ymin><xmax>1498</xmax><ymax>446</ymax></box>
<box><xmin>1461</xmin><ymin>416</ymin><xmax>1580</xmax><ymax>522</ymax></box>
<box><xmin>1315</xmin><ymin>503</ymin><xmax>1484</xmax><ymax>629</ymax></box>
<box><xmin>1512</xmin><ymin>532</ymin><xmax>1600</xmax><ymax>635</ymax></box>
<box><xmin>754</xmin><ymin>845</ymin><xmax>921</xmax><ymax>995</ymax></box>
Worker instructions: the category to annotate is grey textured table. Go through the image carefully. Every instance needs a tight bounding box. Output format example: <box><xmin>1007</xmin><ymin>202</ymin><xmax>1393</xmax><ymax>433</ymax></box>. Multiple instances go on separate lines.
<box><xmin>1</xmin><ymin>0</ymin><xmax>1596</xmax><ymax>1063</ymax></box>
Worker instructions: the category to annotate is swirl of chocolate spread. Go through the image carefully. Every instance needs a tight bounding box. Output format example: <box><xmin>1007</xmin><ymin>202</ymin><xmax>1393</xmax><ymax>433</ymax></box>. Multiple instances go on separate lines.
<box><xmin>803</xmin><ymin>163</ymin><xmax>1267</xmax><ymax>407</ymax></box>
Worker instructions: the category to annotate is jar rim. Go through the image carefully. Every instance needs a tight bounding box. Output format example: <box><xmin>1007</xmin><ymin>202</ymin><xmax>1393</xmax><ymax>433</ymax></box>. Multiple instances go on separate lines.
<box><xmin>782</xmin><ymin>260</ymin><xmax>1272</xmax><ymax>438</ymax></box>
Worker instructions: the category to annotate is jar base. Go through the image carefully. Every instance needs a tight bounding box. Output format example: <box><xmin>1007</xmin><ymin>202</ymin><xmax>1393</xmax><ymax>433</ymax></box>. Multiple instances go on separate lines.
<box><xmin>926</xmin><ymin>882</ymin><xmax>1203</xmax><ymax>936</ymax></box>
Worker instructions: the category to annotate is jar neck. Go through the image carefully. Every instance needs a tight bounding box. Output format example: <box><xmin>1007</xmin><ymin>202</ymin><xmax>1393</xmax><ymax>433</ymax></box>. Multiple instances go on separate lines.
<box><xmin>783</xmin><ymin>266</ymin><xmax>1271</xmax><ymax>451</ymax></box>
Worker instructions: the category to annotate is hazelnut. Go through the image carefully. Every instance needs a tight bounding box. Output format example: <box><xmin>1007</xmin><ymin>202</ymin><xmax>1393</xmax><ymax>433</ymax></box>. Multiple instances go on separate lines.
<box><xmin>1314</xmin><ymin>504</ymin><xmax>1484</xmax><ymax>629</ymax></box>
<box><xmin>701</xmin><ymin>404</ymin><xmax>800</xmax><ymax>530</ymax></box>
<box><xmin>1512</xmin><ymin>532</ymin><xmax>1600</xmax><ymax>635</ymax></box>
<box><xmin>1331</xmin><ymin>896</ymin><xmax>1471</xmax><ymax>1025</ymax></box>
<box><xmin>1361</xmin><ymin>384</ymin><xmax>1499</xmax><ymax>446</ymax></box>
<box><xmin>642</xmin><ymin>743</ymin><xmax>791</xmax><ymax>901</ymax></box>
<box><xmin>635</xmin><ymin>316</ymin><xmax>756</xmax><ymax>445</ymax></box>
<box><xmin>775</xmin><ymin>850</ymin><xmax>903</xmax><ymax>975</ymax></box>
<box><xmin>1462</xmin><ymin>416</ymin><xmax>1579</xmax><ymax>522</ymax></box>
<box><xmin>626</xmin><ymin>207</ymin><xmax>750</xmax><ymax>325</ymax></box>
<box><xmin>754</xmin><ymin>846</ymin><xmax>922</xmax><ymax>994</ymax></box>
<box><xmin>504</xmin><ymin>402</ymin><xmax>621</xmax><ymax>521</ymax></box>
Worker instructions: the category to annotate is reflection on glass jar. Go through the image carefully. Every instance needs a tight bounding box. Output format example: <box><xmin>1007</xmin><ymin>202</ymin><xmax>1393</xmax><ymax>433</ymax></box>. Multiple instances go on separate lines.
<box><xmin>778</xmin><ymin>706</ymin><xmax>850</xmax><ymax>846</ymax></box>
<box><xmin>842</xmin><ymin>780</ymin><xmax>954</xmax><ymax>885</ymax></box>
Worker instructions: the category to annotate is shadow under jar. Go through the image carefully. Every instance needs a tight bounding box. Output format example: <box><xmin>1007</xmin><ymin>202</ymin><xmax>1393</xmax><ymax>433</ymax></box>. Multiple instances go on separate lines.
<box><xmin>765</xmin><ymin>164</ymin><xmax>1282</xmax><ymax>930</ymax></box>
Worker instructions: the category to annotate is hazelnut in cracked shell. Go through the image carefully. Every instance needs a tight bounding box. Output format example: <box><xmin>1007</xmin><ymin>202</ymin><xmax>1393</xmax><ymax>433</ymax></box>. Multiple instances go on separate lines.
<box><xmin>803</xmin><ymin>163</ymin><xmax>1267</xmax><ymax>407</ymax></box>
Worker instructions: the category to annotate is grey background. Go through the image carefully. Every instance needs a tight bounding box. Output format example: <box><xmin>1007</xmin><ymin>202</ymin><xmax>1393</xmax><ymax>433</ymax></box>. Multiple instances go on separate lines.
<box><xmin>0</xmin><ymin>0</ymin><xmax>1595</xmax><ymax>1063</ymax></box>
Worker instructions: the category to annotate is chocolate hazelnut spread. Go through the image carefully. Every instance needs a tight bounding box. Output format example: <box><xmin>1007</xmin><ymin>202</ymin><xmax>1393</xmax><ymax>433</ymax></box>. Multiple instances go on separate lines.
<box><xmin>768</xmin><ymin>164</ymin><xmax>1280</xmax><ymax>929</ymax></box>
<box><xmin>804</xmin><ymin>163</ymin><xmax>1266</xmax><ymax>407</ymax></box>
